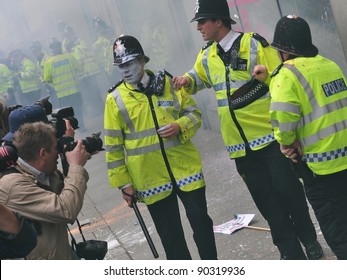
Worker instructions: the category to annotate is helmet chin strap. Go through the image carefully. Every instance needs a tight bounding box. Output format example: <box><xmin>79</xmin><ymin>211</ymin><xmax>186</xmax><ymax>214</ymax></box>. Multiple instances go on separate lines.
<box><xmin>279</xmin><ymin>51</ymin><xmax>286</xmax><ymax>62</ymax></box>
<box><xmin>279</xmin><ymin>51</ymin><xmax>297</xmax><ymax>62</ymax></box>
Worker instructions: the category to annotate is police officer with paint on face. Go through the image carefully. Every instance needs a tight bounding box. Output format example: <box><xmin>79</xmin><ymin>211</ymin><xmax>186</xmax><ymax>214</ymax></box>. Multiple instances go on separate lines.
<box><xmin>254</xmin><ymin>15</ymin><xmax>347</xmax><ymax>260</ymax></box>
<box><xmin>104</xmin><ymin>35</ymin><xmax>217</xmax><ymax>260</ymax></box>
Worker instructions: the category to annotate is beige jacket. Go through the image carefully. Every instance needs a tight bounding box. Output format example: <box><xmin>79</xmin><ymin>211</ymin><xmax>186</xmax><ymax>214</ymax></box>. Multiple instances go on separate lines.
<box><xmin>0</xmin><ymin>163</ymin><xmax>89</xmax><ymax>259</ymax></box>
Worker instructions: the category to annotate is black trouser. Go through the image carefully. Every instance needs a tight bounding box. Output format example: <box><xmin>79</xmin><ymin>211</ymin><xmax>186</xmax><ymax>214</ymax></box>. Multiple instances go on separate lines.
<box><xmin>147</xmin><ymin>186</ymin><xmax>217</xmax><ymax>260</ymax></box>
<box><xmin>235</xmin><ymin>141</ymin><xmax>317</xmax><ymax>259</ymax></box>
<box><xmin>304</xmin><ymin>169</ymin><xmax>347</xmax><ymax>259</ymax></box>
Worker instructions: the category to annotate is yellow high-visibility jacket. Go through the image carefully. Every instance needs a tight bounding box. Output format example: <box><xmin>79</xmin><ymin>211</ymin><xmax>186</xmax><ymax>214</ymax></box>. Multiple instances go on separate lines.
<box><xmin>92</xmin><ymin>36</ymin><xmax>113</xmax><ymax>76</ymax></box>
<box><xmin>17</xmin><ymin>58</ymin><xmax>41</xmax><ymax>94</ymax></box>
<box><xmin>184</xmin><ymin>32</ymin><xmax>280</xmax><ymax>158</ymax></box>
<box><xmin>0</xmin><ymin>63</ymin><xmax>14</xmax><ymax>97</ymax></box>
<box><xmin>69</xmin><ymin>39</ymin><xmax>100</xmax><ymax>79</ymax></box>
<box><xmin>270</xmin><ymin>55</ymin><xmax>347</xmax><ymax>175</ymax></box>
<box><xmin>104</xmin><ymin>71</ymin><xmax>205</xmax><ymax>205</ymax></box>
<box><xmin>43</xmin><ymin>53</ymin><xmax>81</xmax><ymax>98</ymax></box>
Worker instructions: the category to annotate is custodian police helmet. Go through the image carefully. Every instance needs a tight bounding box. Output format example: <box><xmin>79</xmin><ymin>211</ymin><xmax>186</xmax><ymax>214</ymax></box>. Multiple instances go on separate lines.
<box><xmin>190</xmin><ymin>0</ymin><xmax>236</xmax><ymax>24</ymax></box>
<box><xmin>271</xmin><ymin>15</ymin><xmax>318</xmax><ymax>57</ymax></box>
<box><xmin>113</xmin><ymin>35</ymin><xmax>150</xmax><ymax>66</ymax></box>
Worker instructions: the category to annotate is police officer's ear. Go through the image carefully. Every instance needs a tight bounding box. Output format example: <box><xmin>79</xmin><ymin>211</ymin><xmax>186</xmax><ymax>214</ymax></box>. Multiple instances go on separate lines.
<box><xmin>215</xmin><ymin>19</ymin><xmax>223</xmax><ymax>28</ymax></box>
<box><xmin>138</xmin><ymin>56</ymin><xmax>148</xmax><ymax>65</ymax></box>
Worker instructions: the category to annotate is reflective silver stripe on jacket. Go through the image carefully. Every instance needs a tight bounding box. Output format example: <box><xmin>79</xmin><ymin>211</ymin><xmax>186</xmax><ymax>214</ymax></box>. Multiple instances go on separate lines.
<box><xmin>109</xmin><ymin>87</ymin><xmax>182</xmax><ymax>156</ymax></box>
<box><xmin>276</xmin><ymin>64</ymin><xmax>347</xmax><ymax>161</ymax></box>
<box><xmin>198</xmin><ymin>37</ymin><xmax>261</xmax><ymax>107</ymax></box>
<box><xmin>249</xmin><ymin>37</ymin><xmax>258</xmax><ymax>76</ymax></box>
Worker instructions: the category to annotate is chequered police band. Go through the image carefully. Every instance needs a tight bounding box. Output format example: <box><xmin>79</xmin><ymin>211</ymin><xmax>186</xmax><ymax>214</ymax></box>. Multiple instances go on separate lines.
<box><xmin>306</xmin><ymin>146</ymin><xmax>347</xmax><ymax>163</ymax></box>
<box><xmin>227</xmin><ymin>143</ymin><xmax>245</xmax><ymax>153</ymax></box>
<box><xmin>226</xmin><ymin>134</ymin><xmax>274</xmax><ymax>153</ymax></box>
<box><xmin>249</xmin><ymin>134</ymin><xmax>274</xmax><ymax>148</ymax></box>
<box><xmin>137</xmin><ymin>172</ymin><xmax>204</xmax><ymax>198</ymax></box>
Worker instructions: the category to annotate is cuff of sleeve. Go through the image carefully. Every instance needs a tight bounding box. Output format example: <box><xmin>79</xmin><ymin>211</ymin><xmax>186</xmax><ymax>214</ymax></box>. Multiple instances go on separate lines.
<box><xmin>118</xmin><ymin>183</ymin><xmax>132</xmax><ymax>190</ymax></box>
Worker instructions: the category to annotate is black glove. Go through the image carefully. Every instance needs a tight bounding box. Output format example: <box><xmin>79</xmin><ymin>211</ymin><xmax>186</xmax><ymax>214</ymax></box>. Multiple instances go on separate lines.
<box><xmin>148</xmin><ymin>70</ymin><xmax>166</xmax><ymax>96</ymax></box>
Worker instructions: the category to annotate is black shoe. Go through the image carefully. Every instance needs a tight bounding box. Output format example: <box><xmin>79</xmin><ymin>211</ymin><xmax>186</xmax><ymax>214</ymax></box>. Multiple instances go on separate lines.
<box><xmin>305</xmin><ymin>240</ymin><xmax>323</xmax><ymax>260</ymax></box>
<box><xmin>280</xmin><ymin>250</ymin><xmax>307</xmax><ymax>260</ymax></box>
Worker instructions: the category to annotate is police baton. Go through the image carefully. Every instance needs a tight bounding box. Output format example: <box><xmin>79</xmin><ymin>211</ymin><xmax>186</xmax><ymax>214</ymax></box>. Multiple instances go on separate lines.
<box><xmin>131</xmin><ymin>199</ymin><xmax>159</xmax><ymax>259</ymax></box>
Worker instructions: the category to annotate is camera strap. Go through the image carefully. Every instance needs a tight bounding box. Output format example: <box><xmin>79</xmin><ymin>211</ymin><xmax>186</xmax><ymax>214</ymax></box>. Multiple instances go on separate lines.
<box><xmin>67</xmin><ymin>219</ymin><xmax>108</xmax><ymax>260</ymax></box>
<box><xmin>67</xmin><ymin>218</ymin><xmax>86</xmax><ymax>250</ymax></box>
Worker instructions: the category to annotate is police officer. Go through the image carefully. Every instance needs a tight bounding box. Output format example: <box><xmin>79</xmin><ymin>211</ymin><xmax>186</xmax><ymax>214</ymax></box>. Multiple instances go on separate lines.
<box><xmin>61</xmin><ymin>25</ymin><xmax>104</xmax><ymax>117</ymax></box>
<box><xmin>104</xmin><ymin>35</ymin><xmax>217</xmax><ymax>260</ymax></box>
<box><xmin>8</xmin><ymin>49</ymin><xmax>42</xmax><ymax>106</ymax></box>
<box><xmin>29</xmin><ymin>40</ymin><xmax>49</xmax><ymax>80</ymax></box>
<box><xmin>91</xmin><ymin>17</ymin><xmax>116</xmax><ymax>85</ymax></box>
<box><xmin>173</xmin><ymin>0</ymin><xmax>322</xmax><ymax>259</ymax></box>
<box><xmin>254</xmin><ymin>15</ymin><xmax>347</xmax><ymax>260</ymax></box>
<box><xmin>43</xmin><ymin>37</ymin><xmax>86</xmax><ymax>130</ymax></box>
<box><xmin>0</xmin><ymin>51</ymin><xmax>15</xmax><ymax>105</ymax></box>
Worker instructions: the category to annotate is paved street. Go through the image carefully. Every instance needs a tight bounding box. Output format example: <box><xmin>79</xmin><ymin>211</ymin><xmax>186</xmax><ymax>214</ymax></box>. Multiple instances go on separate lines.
<box><xmin>70</xmin><ymin>113</ymin><xmax>336</xmax><ymax>260</ymax></box>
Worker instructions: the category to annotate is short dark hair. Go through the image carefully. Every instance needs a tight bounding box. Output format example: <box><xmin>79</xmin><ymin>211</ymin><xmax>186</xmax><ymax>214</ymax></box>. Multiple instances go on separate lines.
<box><xmin>211</xmin><ymin>18</ymin><xmax>232</xmax><ymax>29</ymax></box>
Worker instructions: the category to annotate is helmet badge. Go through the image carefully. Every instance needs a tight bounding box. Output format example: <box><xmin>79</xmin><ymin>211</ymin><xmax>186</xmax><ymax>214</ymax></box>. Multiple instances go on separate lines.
<box><xmin>287</xmin><ymin>15</ymin><xmax>299</xmax><ymax>19</ymax></box>
<box><xmin>194</xmin><ymin>0</ymin><xmax>200</xmax><ymax>14</ymax></box>
<box><xmin>114</xmin><ymin>39</ymin><xmax>126</xmax><ymax>57</ymax></box>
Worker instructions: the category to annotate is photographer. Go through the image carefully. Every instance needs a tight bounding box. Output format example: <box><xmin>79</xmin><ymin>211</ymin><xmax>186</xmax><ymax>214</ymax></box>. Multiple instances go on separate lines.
<box><xmin>0</xmin><ymin>121</ymin><xmax>90</xmax><ymax>259</ymax></box>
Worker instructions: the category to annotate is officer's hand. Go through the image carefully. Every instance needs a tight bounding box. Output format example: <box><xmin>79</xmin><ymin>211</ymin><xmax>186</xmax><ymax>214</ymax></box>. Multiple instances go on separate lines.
<box><xmin>157</xmin><ymin>122</ymin><xmax>180</xmax><ymax>138</ymax></box>
<box><xmin>64</xmin><ymin>119</ymin><xmax>75</xmax><ymax>138</ymax></box>
<box><xmin>173</xmin><ymin>76</ymin><xmax>190</xmax><ymax>90</ymax></box>
<box><xmin>121</xmin><ymin>186</ymin><xmax>136</xmax><ymax>207</ymax></box>
<box><xmin>280</xmin><ymin>144</ymin><xmax>302</xmax><ymax>163</ymax></box>
<box><xmin>65</xmin><ymin>139</ymin><xmax>90</xmax><ymax>167</ymax></box>
<box><xmin>252</xmin><ymin>65</ymin><xmax>268</xmax><ymax>82</ymax></box>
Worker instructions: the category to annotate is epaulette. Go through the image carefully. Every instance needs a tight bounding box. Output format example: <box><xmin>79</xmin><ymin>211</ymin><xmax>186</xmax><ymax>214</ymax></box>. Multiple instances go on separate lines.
<box><xmin>108</xmin><ymin>80</ymin><xmax>123</xmax><ymax>93</ymax></box>
<box><xmin>202</xmin><ymin>41</ymin><xmax>213</xmax><ymax>50</ymax></box>
<box><xmin>252</xmin><ymin>33</ymin><xmax>269</xmax><ymax>48</ymax></box>
<box><xmin>270</xmin><ymin>63</ymin><xmax>284</xmax><ymax>77</ymax></box>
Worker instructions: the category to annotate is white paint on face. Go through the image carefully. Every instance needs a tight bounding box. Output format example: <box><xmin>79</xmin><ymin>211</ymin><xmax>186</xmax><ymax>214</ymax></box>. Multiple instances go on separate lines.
<box><xmin>117</xmin><ymin>59</ymin><xmax>144</xmax><ymax>84</ymax></box>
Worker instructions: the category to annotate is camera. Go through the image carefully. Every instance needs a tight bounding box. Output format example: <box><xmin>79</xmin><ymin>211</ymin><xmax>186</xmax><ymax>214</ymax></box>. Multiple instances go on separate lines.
<box><xmin>59</xmin><ymin>132</ymin><xmax>104</xmax><ymax>154</ymax></box>
<box><xmin>50</xmin><ymin>107</ymin><xmax>79</xmax><ymax>139</ymax></box>
<box><xmin>50</xmin><ymin>106</ymin><xmax>104</xmax><ymax>155</ymax></box>
<box><xmin>1</xmin><ymin>96</ymin><xmax>104</xmax><ymax>173</ymax></box>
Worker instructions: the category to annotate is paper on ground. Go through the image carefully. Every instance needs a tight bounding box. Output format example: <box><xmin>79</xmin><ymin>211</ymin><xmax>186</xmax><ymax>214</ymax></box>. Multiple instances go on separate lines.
<box><xmin>213</xmin><ymin>214</ymin><xmax>255</xmax><ymax>234</ymax></box>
